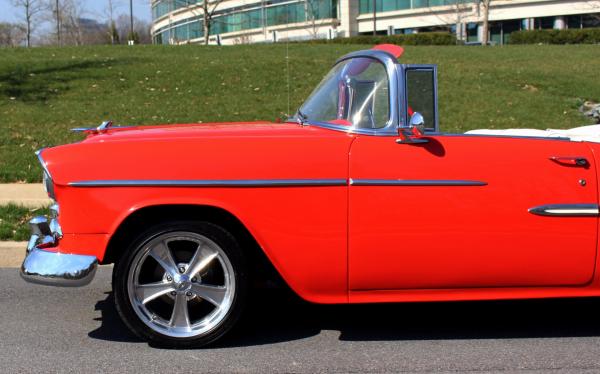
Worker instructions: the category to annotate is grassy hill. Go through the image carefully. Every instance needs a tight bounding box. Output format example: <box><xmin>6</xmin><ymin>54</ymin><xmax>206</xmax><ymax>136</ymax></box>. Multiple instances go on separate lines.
<box><xmin>1</xmin><ymin>44</ymin><xmax>599</xmax><ymax>182</ymax></box>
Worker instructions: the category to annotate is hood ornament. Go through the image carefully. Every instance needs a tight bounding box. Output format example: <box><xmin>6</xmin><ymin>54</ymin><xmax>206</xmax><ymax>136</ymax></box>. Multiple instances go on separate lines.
<box><xmin>72</xmin><ymin>120</ymin><xmax>129</xmax><ymax>134</ymax></box>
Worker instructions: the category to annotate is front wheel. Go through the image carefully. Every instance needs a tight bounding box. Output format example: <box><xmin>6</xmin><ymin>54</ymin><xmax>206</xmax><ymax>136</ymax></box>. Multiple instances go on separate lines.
<box><xmin>114</xmin><ymin>221</ymin><xmax>247</xmax><ymax>348</ymax></box>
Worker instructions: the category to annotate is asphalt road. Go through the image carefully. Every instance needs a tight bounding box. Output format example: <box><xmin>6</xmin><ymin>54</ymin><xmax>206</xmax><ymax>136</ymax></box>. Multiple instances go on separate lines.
<box><xmin>3</xmin><ymin>266</ymin><xmax>600</xmax><ymax>373</ymax></box>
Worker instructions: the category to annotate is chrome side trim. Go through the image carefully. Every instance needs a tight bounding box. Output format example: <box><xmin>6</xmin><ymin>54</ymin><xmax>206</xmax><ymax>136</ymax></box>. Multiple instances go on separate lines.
<box><xmin>294</xmin><ymin>120</ymin><xmax>399</xmax><ymax>137</ymax></box>
<box><xmin>68</xmin><ymin>179</ymin><xmax>348</xmax><ymax>188</ymax></box>
<box><xmin>350</xmin><ymin>179</ymin><xmax>487</xmax><ymax>186</ymax></box>
<box><xmin>20</xmin><ymin>247</ymin><xmax>98</xmax><ymax>287</ymax></box>
<box><xmin>528</xmin><ymin>204</ymin><xmax>600</xmax><ymax>217</ymax></box>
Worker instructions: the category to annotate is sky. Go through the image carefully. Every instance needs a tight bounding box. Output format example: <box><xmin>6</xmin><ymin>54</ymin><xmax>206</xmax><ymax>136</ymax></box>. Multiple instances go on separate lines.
<box><xmin>0</xmin><ymin>0</ymin><xmax>152</xmax><ymax>23</ymax></box>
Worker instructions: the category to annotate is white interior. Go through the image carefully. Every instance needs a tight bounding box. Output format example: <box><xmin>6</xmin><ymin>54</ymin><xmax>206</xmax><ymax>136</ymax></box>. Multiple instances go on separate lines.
<box><xmin>465</xmin><ymin>125</ymin><xmax>600</xmax><ymax>143</ymax></box>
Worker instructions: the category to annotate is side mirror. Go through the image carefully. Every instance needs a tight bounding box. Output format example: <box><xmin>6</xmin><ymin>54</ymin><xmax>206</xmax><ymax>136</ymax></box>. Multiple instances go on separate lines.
<box><xmin>397</xmin><ymin>112</ymin><xmax>429</xmax><ymax>144</ymax></box>
<box><xmin>409</xmin><ymin>112</ymin><xmax>425</xmax><ymax>134</ymax></box>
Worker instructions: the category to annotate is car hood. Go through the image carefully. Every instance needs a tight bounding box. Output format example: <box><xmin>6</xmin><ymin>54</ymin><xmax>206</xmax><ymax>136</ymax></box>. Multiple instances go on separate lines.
<box><xmin>79</xmin><ymin>121</ymin><xmax>314</xmax><ymax>143</ymax></box>
<box><xmin>41</xmin><ymin>121</ymin><xmax>354</xmax><ymax>186</ymax></box>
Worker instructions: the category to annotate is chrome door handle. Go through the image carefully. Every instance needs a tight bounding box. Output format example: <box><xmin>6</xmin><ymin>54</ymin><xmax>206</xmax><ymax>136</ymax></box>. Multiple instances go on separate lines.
<box><xmin>550</xmin><ymin>156</ymin><xmax>589</xmax><ymax>167</ymax></box>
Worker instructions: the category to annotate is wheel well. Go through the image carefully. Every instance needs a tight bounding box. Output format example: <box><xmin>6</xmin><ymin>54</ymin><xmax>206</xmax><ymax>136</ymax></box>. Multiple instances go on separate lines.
<box><xmin>103</xmin><ymin>204</ymin><xmax>282</xmax><ymax>286</ymax></box>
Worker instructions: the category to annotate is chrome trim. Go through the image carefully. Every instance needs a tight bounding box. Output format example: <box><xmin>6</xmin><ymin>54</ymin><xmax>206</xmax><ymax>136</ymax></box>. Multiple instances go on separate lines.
<box><xmin>401</xmin><ymin>65</ymin><xmax>440</xmax><ymax>133</ymax></box>
<box><xmin>68</xmin><ymin>179</ymin><xmax>348</xmax><ymax>187</ymax></box>
<box><xmin>71</xmin><ymin>121</ymin><xmax>133</xmax><ymax>133</ymax></box>
<box><xmin>35</xmin><ymin>149</ymin><xmax>53</xmax><ymax>179</ymax></box>
<box><xmin>528</xmin><ymin>204</ymin><xmax>600</xmax><ymax>217</ymax></box>
<box><xmin>97</xmin><ymin>120</ymin><xmax>112</xmax><ymax>131</ymax></box>
<box><xmin>20</xmin><ymin>247</ymin><xmax>98</xmax><ymax>287</ymax></box>
<box><xmin>49</xmin><ymin>203</ymin><xmax>59</xmax><ymax>218</ymax></box>
<box><xmin>29</xmin><ymin>216</ymin><xmax>51</xmax><ymax>237</ymax></box>
<box><xmin>293</xmin><ymin>120</ymin><xmax>399</xmax><ymax>136</ymax></box>
<box><xmin>350</xmin><ymin>179</ymin><xmax>487</xmax><ymax>186</ymax></box>
<box><xmin>27</xmin><ymin>216</ymin><xmax>62</xmax><ymax>253</ymax></box>
<box><xmin>37</xmin><ymin>148</ymin><xmax>56</xmax><ymax>199</ymax></box>
<box><xmin>71</xmin><ymin>126</ymin><xmax>133</xmax><ymax>132</ymax></box>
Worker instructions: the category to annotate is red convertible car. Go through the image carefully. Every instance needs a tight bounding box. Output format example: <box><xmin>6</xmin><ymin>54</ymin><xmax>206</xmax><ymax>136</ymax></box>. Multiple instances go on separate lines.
<box><xmin>21</xmin><ymin>45</ymin><xmax>600</xmax><ymax>347</ymax></box>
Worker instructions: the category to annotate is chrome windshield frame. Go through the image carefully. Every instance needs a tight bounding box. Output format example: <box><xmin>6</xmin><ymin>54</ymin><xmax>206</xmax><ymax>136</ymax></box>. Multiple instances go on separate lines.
<box><xmin>294</xmin><ymin>49</ymin><xmax>402</xmax><ymax>137</ymax></box>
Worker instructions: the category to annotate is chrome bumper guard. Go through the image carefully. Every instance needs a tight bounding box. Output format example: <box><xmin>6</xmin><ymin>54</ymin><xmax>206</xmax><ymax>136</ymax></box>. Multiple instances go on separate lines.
<box><xmin>20</xmin><ymin>213</ymin><xmax>98</xmax><ymax>287</ymax></box>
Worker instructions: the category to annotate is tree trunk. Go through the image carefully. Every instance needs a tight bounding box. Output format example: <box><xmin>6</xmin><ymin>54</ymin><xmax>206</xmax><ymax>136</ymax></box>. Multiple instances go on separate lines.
<box><xmin>203</xmin><ymin>3</ymin><xmax>209</xmax><ymax>45</ymax></box>
<box><xmin>26</xmin><ymin>15</ymin><xmax>31</xmax><ymax>47</ymax></box>
<box><xmin>203</xmin><ymin>20</ymin><xmax>210</xmax><ymax>45</ymax></box>
<box><xmin>481</xmin><ymin>0</ymin><xmax>490</xmax><ymax>45</ymax></box>
<box><xmin>56</xmin><ymin>0</ymin><xmax>61</xmax><ymax>46</ymax></box>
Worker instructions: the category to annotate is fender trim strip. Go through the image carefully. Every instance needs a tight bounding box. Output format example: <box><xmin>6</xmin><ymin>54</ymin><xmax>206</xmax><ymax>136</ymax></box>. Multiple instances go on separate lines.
<box><xmin>528</xmin><ymin>204</ymin><xmax>600</xmax><ymax>217</ymax></box>
<box><xmin>350</xmin><ymin>179</ymin><xmax>487</xmax><ymax>186</ymax></box>
<box><xmin>68</xmin><ymin>179</ymin><xmax>348</xmax><ymax>187</ymax></box>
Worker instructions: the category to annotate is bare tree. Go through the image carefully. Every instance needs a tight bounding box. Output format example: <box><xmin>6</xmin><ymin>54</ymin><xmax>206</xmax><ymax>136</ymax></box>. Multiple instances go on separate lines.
<box><xmin>450</xmin><ymin>0</ymin><xmax>469</xmax><ymax>41</ymax></box>
<box><xmin>200</xmin><ymin>0</ymin><xmax>225</xmax><ymax>45</ymax></box>
<box><xmin>60</xmin><ymin>0</ymin><xmax>85</xmax><ymax>45</ymax></box>
<box><xmin>12</xmin><ymin>0</ymin><xmax>44</xmax><ymax>47</ymax></box>
<box><xmin>133</xmin><ymin>18</ymin><xmax>151</xmax><ymax>44</ymax></box>
<box><xmin>480</xmin><ymin>0</ymin><xmax>491</xmax><ymax>45</ymax></box>
<box><xmin>115</xmin><ymin>13</ymin><xmax>150</xmax><ymax>44</ymax></box>
<box><xmin>0</xmin><ymin>22</ymin><xmax>26</xmax><ymax>47</ymax></box>
<box><xmin>105</xmin><ymin>0</ymin><xmax>120</xmax><ymax>44</ymax></box>
<box><xmin>305</xmin><ymin>0</ymin><xmax>330</xmax><ymax>39</ymax></box>
<box><xmin>47</xmin><ymin>0</ymin><xmax>62</xmax><ymax>45</ymax></box>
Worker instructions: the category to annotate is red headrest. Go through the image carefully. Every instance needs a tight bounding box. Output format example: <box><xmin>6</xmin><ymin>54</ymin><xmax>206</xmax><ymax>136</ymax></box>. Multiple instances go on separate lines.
<box><xmin>372</xmin><ymin>44</ymin><xmax>404</xmax><ymax>59</ymax></box>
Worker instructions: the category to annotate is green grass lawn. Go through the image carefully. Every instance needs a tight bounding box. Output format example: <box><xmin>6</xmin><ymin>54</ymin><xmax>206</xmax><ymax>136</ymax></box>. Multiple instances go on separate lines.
<box><xmin>0</xmin><ymin>44</ymin><xmax>599</xmax><ymax>183</ymax></box>
<box><xmin>0</xmin><ymin>204</ymin><xmax>50</xmax><ymax>241</ymax></box>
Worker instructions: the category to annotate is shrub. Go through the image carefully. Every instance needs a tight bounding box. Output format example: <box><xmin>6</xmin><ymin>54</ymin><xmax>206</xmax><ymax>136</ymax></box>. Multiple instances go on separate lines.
<box><xmin>300</xmin><ymin>32</ymin><xmax>458</xmax><ymax>46</ymax></box>
<box><xmin>510</xmin><ymin>28</ymin><xmax>600</xmax><ymax>44</ymax></box>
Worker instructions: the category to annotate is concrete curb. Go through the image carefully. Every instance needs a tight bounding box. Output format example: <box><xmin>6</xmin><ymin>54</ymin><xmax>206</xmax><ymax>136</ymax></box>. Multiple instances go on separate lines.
<box><xmin>0</xmin><ymin>241</ymin><xmax>25</xmax><ymax>268</ymax></box>
<box><xmin>0</xmin><ymin>184</ymin><xmax>52</xmax><ymax>207</ymax></box>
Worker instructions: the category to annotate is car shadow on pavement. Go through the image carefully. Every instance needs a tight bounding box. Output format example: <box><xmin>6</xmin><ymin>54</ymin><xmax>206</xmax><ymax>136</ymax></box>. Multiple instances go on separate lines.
<box><xmin>89</xmin><ymin>287</ymin><xmax>600</xmax><ymax>348</ymax></box>
<box><xmin>88</xmin><ymin>292</ymin><xmax>143</xmax><ymax>343</ymax></box>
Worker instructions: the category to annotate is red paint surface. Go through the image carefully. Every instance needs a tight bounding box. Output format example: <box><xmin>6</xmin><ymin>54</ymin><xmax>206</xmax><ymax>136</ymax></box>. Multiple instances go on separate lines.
<box><xmin>41</xmin><ymin>122</ymin><xmax>600</xmax><ymax>304</ymax></box>
<box><xmin>349</xmin><ymin>135</ymin><xmax>598</xmax><ymax>290</ymax></box>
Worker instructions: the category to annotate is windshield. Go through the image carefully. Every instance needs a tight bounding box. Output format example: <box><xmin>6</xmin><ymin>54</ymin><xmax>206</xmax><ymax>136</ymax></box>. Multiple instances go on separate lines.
<box><xmin>297</xmin><ymin>57</ymin><xmax>390</xmax><ymax>130</ymax></box>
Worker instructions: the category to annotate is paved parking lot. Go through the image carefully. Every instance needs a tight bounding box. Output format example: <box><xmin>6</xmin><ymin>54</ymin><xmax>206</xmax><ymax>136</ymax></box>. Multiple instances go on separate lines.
<box><xmin>3</xmin><ymin>265</ymin><xmax>600</xmax><ymax>373</ymax></box>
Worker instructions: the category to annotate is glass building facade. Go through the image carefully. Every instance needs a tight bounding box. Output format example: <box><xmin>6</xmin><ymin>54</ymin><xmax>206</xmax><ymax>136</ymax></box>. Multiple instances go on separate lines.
<box><xmin>153</xmin><ymin>0</ymin><xmax>337</xmax><ymax>44</ymax></box>
<box><xmin>152</xmin><ymin>0</ymin><xmax>600</xmax><ymax>45</ymax></box>
<box><xmin>358</xmin><ymin>0</ymin><xmax>470</xmax><ymax>14</ymax></box>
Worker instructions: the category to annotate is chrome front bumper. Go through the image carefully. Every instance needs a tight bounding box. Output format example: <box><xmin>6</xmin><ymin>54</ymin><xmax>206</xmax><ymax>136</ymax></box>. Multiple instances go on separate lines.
<box><xmin>20</xmin><ymin>214</ymin><xmax>98</xmax><ymax>287</ymax></box>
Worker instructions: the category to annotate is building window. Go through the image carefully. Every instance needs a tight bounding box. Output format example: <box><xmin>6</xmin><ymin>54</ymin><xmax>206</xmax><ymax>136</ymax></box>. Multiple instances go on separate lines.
<box><xmin>394</xmin><ymin>28</ymin><xmax>415</xmax><ymax>34</ymax></box>
<box><xmin>567</xmin><ymin>15</ymin><xmax>583</xmax><ymax>29</ymax></box>
<box><xmin>466</xmin><ymin>22</ymin><xmax>478</xmax><ymax>42</ymax></box>
<box><xmin>582</xmin><ymin>13</ymin><xmax>600</xmax><ymax>28</ymax></box>
<box><xmin>534</xmin><ymin>16</ymin><xmax>555</xmax><ymax>30</ymax></box>
<box><xmin>359</xmin><ymin>0</ymin><xmax>471</xmax><ymax>14</ymax></box>
<box><xmin>152</xmin><ymin>0</ymin><xmax>197</xmax><ymax>20</ymax></box>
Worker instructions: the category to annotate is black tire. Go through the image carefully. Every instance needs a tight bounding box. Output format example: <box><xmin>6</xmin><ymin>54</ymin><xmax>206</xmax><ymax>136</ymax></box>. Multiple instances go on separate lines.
<box><xmin>113</xmin><ymin>221</ymin><xmax>247</xmax><ymax>348</ymax></box>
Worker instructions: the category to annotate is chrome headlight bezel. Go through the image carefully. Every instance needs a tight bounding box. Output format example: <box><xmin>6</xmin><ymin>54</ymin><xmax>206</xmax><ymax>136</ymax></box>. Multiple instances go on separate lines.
<box><xmin>36</xmin><ymin>149</ymin><xmax>56</xmax><ymax>200</ymax></box>
<box><xmin>42</xmin><ymin>170</ymin><xmax>56</xmax><ymax>200</ymax></box>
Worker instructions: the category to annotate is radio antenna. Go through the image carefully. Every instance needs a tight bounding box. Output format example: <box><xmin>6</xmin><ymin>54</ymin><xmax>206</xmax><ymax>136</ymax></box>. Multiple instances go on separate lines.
<box><xmin>285</xmin><ymin>13</ymin><xmax>291</xmax><ymax>117</ymax></box>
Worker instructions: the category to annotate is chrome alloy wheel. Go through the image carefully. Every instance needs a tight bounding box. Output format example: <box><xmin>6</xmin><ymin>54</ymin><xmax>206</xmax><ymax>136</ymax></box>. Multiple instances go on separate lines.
<box><xmin>127</xmin><ymin>232</ymin><xmax>236</xmax><ymax>338</ymax></box>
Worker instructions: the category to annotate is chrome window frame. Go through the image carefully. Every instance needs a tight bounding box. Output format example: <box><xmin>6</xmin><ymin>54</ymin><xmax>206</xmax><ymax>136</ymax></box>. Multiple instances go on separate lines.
<box><xmin>401</xmin><ymin>64</ymin><xmax>440</xmax><ymax>133</ymax></box>
<box><xmin>298</xmin><ymin>49</ymin><xmax>401</xmax><ymax>137</ymax></box>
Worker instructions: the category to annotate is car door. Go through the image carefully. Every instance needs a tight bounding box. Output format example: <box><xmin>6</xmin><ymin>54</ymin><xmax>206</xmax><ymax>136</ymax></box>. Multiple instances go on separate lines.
<box><xmin>348</xmin><ymin>67</ymin><xmax>599</xmax><ymax>291</ymax></box>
